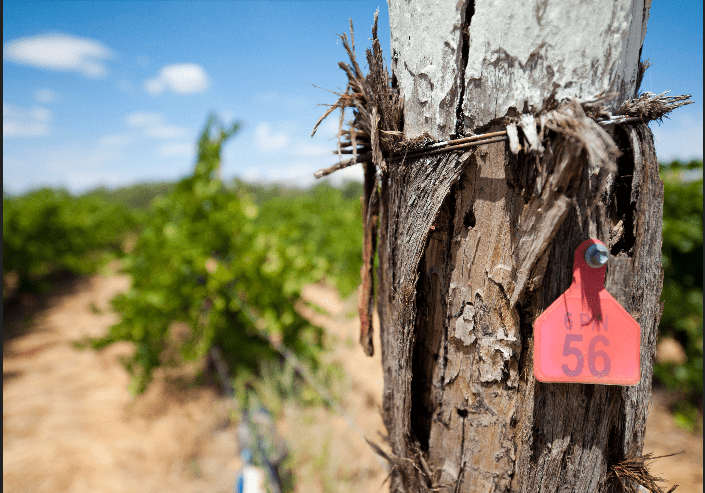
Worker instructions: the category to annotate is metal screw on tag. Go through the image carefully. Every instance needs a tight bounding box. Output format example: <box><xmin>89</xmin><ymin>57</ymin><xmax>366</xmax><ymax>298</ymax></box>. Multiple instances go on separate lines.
<box><xmin>585</xmin><ymin>243</ymin><xmax>610</xmax><ymax>268</ymax></box>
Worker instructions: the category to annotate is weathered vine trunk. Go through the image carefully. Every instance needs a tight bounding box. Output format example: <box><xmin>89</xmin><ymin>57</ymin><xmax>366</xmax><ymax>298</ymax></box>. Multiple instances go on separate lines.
<box><xmin>375</xmin><ymin>1</ymin><xmax>665</xmax><ymax>491</ymax></box>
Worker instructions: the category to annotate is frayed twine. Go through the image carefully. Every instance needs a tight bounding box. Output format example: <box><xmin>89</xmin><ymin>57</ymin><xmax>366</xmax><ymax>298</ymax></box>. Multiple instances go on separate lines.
<box><xmin>314</xmin><ymin>91</ymin><xmax>692</xmax><ymax>179</ymax></box>
<box><xmin>366</xmin><ymin>436</ymin><xmax>454</xmax><ymax>493</ymax></box>
<box><xmin>311</xmin><ymin>16</ymin><xmax>692</xmax><ymax>180</ymax></box>
<box><xmin>606</xmin><ymin>443</ymin><xmax>683</xmax><ymax>493</ymax></box>
<box><xmin>311</xmin><ymin>9</ymin><xmax>402</xmax><ymax>176</ymax></box>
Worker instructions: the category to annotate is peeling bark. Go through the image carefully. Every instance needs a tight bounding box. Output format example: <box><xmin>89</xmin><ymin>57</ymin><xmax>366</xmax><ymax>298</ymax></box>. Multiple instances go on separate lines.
<box><xmin>390</xmin><ymin>0</ymin><xmax>652</xmax><ymax>137</ymax></box>
<box><xmin>378</xmin><ymin>1</ymin><xmax>663</xmax><ymax>492</ymax></box>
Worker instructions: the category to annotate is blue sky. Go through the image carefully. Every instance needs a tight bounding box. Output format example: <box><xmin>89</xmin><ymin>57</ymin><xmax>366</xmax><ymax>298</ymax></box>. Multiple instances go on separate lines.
<box><xmin>3</xmin><ymin>0</ymin><xmax>702</xmax><ymax>195</ymax></box>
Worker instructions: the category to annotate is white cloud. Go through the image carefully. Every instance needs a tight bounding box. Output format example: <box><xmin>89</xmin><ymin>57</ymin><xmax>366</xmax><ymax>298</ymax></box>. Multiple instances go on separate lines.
<box><xmin>125</xmin><ymin>112</ymin><xmax>162</xmax><ymax>127</ymax></box>
<box><xmin>3</xmin><ymin>121</ymin><xmax>47</xmax><ymax>138</ymax></box>
<box><xmin>238</xmin><ymin>162</ymin><xmax>310</xmax><ymax>186</ymax></box>
<box><xmin>3</xmin><ymin>34</ymin><xmax>113</xmax><ymax>78</ymax></box>
<box><xmin>62</xmin><ymin>171</ymin><xmax>132</xmax><ymax>193</ymax></box>
<box><xmin>3</xmin><ymin>122</ymin><xmax>200</xmax><ymax>194</ymax></box>
<box><xmin>159</xmin><ymin>142</ymin><xmax>194</xmax><ymax>158</ymax></box>
<box><xmin>144</xmin><ymin>63</ymin><xmax>210</xmax><ymax>96</ymax></box>
<box><xmin>328</xmin><ymin>163</ymin><xmax>364</xmax><ymax>185</ymax></box>
<box><xmin>144</xmin><ymin>78</ymin><xmax>164</xmax><ymax>96</ymax></box>
<box><xmin>241</xmin><ymin>168</ymin><xmax>262</xmax><ymax>183</ymax></box>
<box><xmin>147</xmin><ymin>125</ymin><xmax>188</xmax><ymax>139</ymax></box>
<box><xmin>651</xmin><ymin>111</ymin><xmax>703</xmax><ymax>163</ymax></box>
<box><xmin>34</xmin><ymin>89</ymin><xmax>57</xmax><ymax>104</ymax></box>
<box><xmin>30</xmin><ymin>140</ymin><xmax>127</xmax><ymax>187</ymax></box>
<box><xmin>30</xmin><ymin>106</ymin><xmax>52</xmax><ymax>123</ymax></box>
<box><xmin>3</xmin><ymin>146</ymin><xmax>129</xmax><ymax>194</ymax></box>
<box><xmin>3</xmin><ymin>103</ymin><xmax>52</xmax><ymax>137</ymax></box>
<box><xmin>238</xmin><ymin>158</ymin><xmax>363</xmax><ymax>189</ymax></box>
<box><xmin>255</xmin><ymin>122</ymin><xmax>290</xmax><ymax>152</ymax></box>
<box><xmin>124</xmin><ymin>112</ymin><xmax>188</xmax><ymax>139</ymax></box>
<box><xmin>293</xmin><ymin>143</ymin><xmax>328</xmax><ymax>158</ymax></box>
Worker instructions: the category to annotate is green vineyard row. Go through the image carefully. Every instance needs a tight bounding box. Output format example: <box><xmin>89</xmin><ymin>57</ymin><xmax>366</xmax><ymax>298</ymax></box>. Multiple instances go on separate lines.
<box><xmin>3</xmin><ymin>116</ymin><xmax>701</xmax><ymax>421</ymax></box>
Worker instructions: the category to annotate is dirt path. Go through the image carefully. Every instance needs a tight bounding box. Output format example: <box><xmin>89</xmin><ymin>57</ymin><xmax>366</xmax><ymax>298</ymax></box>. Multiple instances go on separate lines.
<box><xmin>3</xmin><ymin>273</ymin><xmax>701</xmax><ymax>492</ymax></box>
<box><xmin>642</xmin><ymin>387</ymin><xmax>703</xmax><ymax>493</ymax></box>
<box><xmin>3</xmin><ymin>272</ymin><xmax>239</xmax><ymax>493</ymax></box>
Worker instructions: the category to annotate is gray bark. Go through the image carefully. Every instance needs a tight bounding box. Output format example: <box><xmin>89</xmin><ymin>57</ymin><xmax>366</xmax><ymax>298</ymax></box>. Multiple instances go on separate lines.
<box><xmin>376</xmin><ymin>1</ymin><xmax>662</xmax><ymax>492</ymax></box>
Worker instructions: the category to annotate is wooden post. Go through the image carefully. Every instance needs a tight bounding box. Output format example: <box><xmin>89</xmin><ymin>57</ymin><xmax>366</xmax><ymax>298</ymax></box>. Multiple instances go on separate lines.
<box><xmin>375</xmin><ymin>1</ymin><xmax>667</xmax><ymax>491</ymax></box>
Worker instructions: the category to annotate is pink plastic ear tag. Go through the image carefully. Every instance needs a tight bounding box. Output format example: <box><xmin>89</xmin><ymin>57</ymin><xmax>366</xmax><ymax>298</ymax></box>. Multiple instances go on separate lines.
<box><xmin>534</xmin><ymin>239</ymin><xmax>641</xmax><ymax>385</ymax></box>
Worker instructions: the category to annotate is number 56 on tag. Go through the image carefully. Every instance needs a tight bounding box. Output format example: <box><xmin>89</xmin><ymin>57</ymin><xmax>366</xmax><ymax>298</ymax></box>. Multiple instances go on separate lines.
<box><xmin>534</xmin><ymin>239</ymin><xmax>641</xmax><ymax>386</ymax></box>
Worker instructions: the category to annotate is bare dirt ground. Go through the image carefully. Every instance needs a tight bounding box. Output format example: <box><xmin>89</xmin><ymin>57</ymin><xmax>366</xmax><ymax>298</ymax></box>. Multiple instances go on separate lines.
<box><xmin>3</xmin><ymin>269</ymin><xmax>702</xmax><ymax>492</ymax></box>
